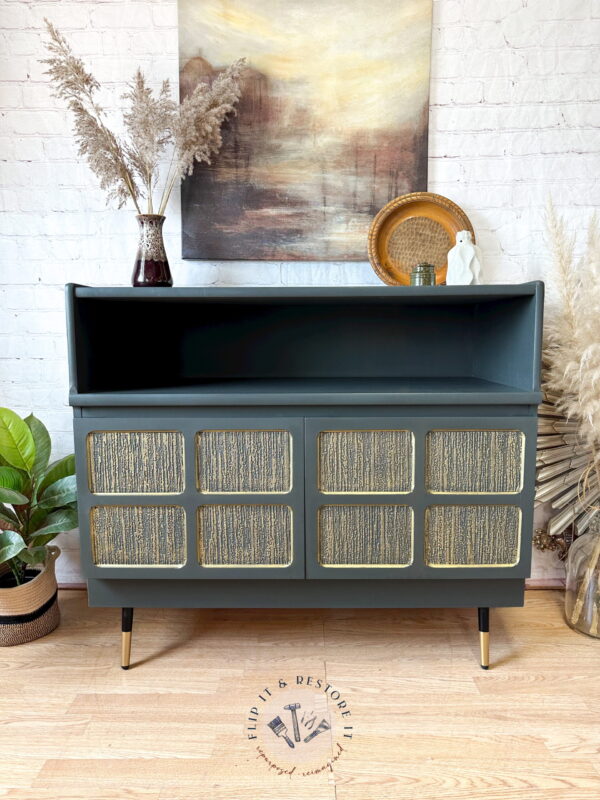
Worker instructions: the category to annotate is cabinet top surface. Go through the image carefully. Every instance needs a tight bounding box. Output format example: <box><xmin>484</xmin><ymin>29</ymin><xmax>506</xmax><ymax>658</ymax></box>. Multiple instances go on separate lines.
<box><xmin>68</xmin><ymin>282</ymin><xmax>543</xmax><ymax>302</ymax></box>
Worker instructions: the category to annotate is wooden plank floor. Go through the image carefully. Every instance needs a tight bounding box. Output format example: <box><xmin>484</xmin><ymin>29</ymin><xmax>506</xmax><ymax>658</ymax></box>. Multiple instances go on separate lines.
<box><xmin>0</xmin><ymin>590</ymin><xmax>599</xmax><ymax>800</ymax></box>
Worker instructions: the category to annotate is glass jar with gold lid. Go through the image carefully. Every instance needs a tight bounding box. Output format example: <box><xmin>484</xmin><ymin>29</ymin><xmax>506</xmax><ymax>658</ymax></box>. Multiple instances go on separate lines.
<box><xmin>565</xmin><ymin>515</ymin><xmax>600</xmax><ymax>638</ymax></box>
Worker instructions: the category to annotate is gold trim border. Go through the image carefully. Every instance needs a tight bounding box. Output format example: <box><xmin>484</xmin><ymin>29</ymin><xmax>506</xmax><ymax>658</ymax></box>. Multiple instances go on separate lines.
<box><xmin>197</xmin><ymin>504</ymin><xmax>294</xmax><ymax>568</ymax></box>
<box><xmin>425</xmin><ymin>429</ymin><xmax>526</xmax><ymax>496</ymax></box>
<box><xmin>90</xmin><ymin>504</ymin><xmax>187</xmax><ymax>568</ymax></box>
<box><xmin>87</xmin><ymin>430</ymin><xmax>186</xmax><ymax>496</ymax></box>
<box><xmin>317</xmin><ymin>504</ymin><xmax>414</xmax><ymax>568</ymax></box>
<box><xmin>424</xmin><ymin>505</ymin><xmax>522</xmax><ymax>568</ymax></box>
<box><xmin>317</xmin><ymin>429</ymin><xmax>415</xmax><ymax>495</ymax></box>
<box><xmin>196</xmin><ymin>429</ymin><xmax>294</xmax><ymax>495</ymax></box>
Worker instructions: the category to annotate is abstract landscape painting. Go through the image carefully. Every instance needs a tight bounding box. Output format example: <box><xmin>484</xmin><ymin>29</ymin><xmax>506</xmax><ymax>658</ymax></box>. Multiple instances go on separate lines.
<box><xmin>179</xmin><ymin>0</ymin><xmax>432</xmax><ymax>260</ymax></box>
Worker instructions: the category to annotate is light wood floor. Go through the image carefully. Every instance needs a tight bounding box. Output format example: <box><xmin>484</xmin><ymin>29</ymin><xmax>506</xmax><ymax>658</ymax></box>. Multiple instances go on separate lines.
<box><xmin>0</xmin><ymin>590</ymin><xmax>599</xmax><ymax>800</ymax></box>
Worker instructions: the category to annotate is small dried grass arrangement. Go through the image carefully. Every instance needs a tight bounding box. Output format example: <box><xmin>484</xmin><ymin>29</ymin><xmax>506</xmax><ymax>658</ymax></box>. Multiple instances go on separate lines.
<box><xmin>42</xmin><ymin>20</ymin><xmax>245</xmax><ymax>215</ymax></box>
<box><xmin>543</xmin><ymin>200</ymin><xmax>600</xmax><ymax>626</ymax></box>
<box><xmin>545</xmin><ymin>202</ymin><xmax>600</xmax><ymax>447</ymax></box>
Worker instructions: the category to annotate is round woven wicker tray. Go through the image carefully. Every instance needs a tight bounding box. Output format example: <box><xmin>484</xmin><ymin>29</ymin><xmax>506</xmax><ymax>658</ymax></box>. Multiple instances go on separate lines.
<box><xmin>368</xmin><ymin>192</ymin><xmax>475</xmax><ymax>286</ymax></box>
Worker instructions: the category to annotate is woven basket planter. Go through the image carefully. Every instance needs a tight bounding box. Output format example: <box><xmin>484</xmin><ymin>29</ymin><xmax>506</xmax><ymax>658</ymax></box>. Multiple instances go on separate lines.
<box><xmin>0</xmin><ymin>546</ymin><xmax>60</xmax><ymax>646</ymax></box>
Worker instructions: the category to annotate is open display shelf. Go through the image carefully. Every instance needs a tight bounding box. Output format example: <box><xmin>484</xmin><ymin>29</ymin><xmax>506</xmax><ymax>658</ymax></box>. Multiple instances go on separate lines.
<box><xmin>68</xmin><ymin>285</ymin><xmax>541</xmax><ymax>403</ymax></box>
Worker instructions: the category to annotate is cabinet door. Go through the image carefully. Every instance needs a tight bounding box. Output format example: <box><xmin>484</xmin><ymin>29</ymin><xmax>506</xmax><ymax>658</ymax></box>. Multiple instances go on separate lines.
<box><xmin>305</xmin><ymin>417</ymin><xmax>537</xmax><ymax>579</ymax></box>
<box><xmin>305</xmin><ymin>419</ymin><xmax>416</xmax><ymax>578</ymax></box>
<box><xmin>74</xmin><ymin>418</ymin><xmax>304</xmax><ymax>579</ymax></box>
<box><xmin>422</xmin><ymin>423</ymin><xmax>535</xmax><ymax>576</ymax></box>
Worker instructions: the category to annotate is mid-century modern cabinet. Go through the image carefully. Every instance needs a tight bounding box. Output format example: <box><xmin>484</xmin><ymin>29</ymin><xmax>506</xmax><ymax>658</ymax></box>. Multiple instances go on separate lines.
<box><xmin>66</xmin><ymin>283</ymin><xmax>543</xmax><ymax>669</ymax></box>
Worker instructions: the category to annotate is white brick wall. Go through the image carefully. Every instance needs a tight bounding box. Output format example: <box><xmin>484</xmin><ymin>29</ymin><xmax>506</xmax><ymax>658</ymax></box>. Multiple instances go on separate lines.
<box><xmin>1</xmin><ymin>0</ymin><xmax>598</xmax><ymax>584</ymax></box>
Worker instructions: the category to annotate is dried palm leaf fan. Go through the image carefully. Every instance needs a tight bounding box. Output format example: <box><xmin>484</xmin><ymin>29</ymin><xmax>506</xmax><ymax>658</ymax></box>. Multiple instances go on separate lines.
<box><xmin>535</xmin><ymin>372</ymin><xmax>598</xmax><ymax>557</ymax></box>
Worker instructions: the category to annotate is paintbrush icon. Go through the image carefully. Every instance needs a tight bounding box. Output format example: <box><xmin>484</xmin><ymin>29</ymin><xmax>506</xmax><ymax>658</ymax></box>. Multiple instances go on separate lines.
<box><xmin>303</xmin><ymin>718</ymin><xmax>331</xmax><ymax>743</ymax></box>
<box><xmin>267</xmin><ymin>715</ymin><xmax>295</xmax><ymax>748</ymax></box>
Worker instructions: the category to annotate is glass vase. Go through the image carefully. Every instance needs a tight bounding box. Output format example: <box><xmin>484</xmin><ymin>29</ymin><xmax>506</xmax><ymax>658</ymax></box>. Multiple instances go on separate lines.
<box><xmin>565</xmin><ymin>517</ymin><xmax>600</xmax><ymax>638</ymax></box>
<box><xmin>131</xmin><ymin>214</ymin><xmax>173</xmax><ymax>287</ymax></box>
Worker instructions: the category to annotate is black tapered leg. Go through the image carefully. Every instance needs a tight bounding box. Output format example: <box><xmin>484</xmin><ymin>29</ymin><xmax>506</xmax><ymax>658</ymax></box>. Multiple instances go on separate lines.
<box><xmin>478</xmin><ymin>607</ymin><xmax>489</xmax><ymax>670</ymax></box>
<box><xmin>121</xmin><ymin>607</ymin><xmax>134</xmax><ymax>670</ymax></box>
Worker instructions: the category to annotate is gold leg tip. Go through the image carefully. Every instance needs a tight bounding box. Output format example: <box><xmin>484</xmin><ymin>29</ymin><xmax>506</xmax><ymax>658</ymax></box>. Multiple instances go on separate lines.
<box><xmin>121</xmin><ymin>630</ymin><xmax>132</xmax><ymax>670</ymax></box>
<box><xmin>479</xmin><ymin>631</ymin><xmax>490</xmax><ymax>671</ymax></box>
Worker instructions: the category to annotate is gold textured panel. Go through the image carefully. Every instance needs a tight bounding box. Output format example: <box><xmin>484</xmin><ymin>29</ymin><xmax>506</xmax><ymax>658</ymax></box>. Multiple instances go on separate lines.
<box><xmin>318</xmin><ymin>430</ymin><xmax>414</xmax><ymax>494</ymax></box>
<box><xmin>319</xmin><ymin>504</ymin><xmax>413</xmax><ymax>567</ymax></box>
<box><xmin>87</xmin><ymin>431</ymin><xmax>184</xmax><ymax>494</ymax></box>
<box><xmin>198</xmin><ymin>505</ymin><xmax>292</xmax><ymax>566</ymax></box>
<box><xmin>425</xmin><ymin>505</ymin><xmax>521</xmax><ymax>567</ymax></box>
<box><xmin>197</xmin><ymin>430</ymin><xmax>292</xmax><ymax>493</ymax></box>
<box><xmin>426</xmin><ymin>430</ymin><xmax>524</xmax><ymax>494</ymax></box>
<box><xmin>90</xmin><ymin>505</ymin><xmax>186</xmax><ymax>567</ymax></box>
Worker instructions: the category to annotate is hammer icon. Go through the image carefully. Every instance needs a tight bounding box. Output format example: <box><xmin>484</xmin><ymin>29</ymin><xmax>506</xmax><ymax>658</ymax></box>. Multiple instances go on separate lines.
<box><xmin>285</xmin><ymin>703</ymin><xmax>301</xmax><ymax>742</ymax></box>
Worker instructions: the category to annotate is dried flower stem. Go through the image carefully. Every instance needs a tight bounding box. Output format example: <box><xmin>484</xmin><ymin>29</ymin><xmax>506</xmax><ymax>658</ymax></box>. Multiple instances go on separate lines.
<box><xmin>42</xmin><ymin>20</ymin><xmax>245</xmax><ymax>216</ymax></box>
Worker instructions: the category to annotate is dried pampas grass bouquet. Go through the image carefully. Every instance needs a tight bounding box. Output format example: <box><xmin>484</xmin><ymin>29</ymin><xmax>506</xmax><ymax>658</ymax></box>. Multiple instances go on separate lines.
<box><xmin>42</xmin><ymin>19</ymin><xmax>245</xmax><ymax>286</ymax></box>
<box><xmin>541</xmin><ymin>200</ymin><xmax>600</xmax><ymax>635</ymax></box>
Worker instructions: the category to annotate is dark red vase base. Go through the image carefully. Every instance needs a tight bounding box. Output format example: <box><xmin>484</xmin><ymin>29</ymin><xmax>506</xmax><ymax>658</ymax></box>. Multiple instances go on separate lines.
<box><xmin>132</xmin><ymin>259</ymin><xmax>173</xmax><ymax>288</ymax></box>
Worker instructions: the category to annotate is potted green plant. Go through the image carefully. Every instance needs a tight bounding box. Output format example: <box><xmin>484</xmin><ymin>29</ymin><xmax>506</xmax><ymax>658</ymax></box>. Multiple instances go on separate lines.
<box><xmin>0</xmin><ymin>407</ymin><xmax>78</xmax><ymax>646</ymax></box>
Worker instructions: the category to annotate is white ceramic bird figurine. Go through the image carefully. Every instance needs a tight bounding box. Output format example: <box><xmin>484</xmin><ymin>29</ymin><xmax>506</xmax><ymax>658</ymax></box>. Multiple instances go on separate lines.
<box><xmin>446</xmin><ymin>230</ymin><xmax>483</xmax><ymax>285</ymax></box>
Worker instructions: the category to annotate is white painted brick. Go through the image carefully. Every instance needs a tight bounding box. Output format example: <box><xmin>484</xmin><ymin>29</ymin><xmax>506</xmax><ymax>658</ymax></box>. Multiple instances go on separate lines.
<box><xmin>31</xmin><ymin>4</ymin><xmax>93</xmax><ymax>30</ymax></box>
<box><xmin>560</xmin><ymin>103</ymin><xmax>600</xmax><ymax>127</ymax></box>
<box><xmin>152</xmin><ymin>3</ymin><xmax>178</xmax><ymax>28</ymax></box>
<box><xmin>452</xmin><ymin>183</ymin><xmax>514</xmax><ymax>208</ymax></box>
<box><xmin>540</xmin><ymin>19</ymin><xmax>600</xmax><ymax>48</ymax></box>
<box><xmin>438</xmin><ymin>25</ymin><xmax>478</xmax><ymax>51</ymax></box>
<box><xmin>42</xmin><ymin>136</ymin><xmax>77</xmax><ymax>160</ymax></box>
<box><xmin>2</xmin><ymin>29</ymin><xmax>41</xmax><ymax>56</ymax></box>
<box><xmin>0</xmin><ymin>285</ymin><xmax>36</xmax><ymax>310</ymax></box>
<box><xmin>0</xmin><ymin>3</ymin><xmax>32</xmax><ymax>30</ymax></box>
<box><xmin>539</xmin><ymin>129</ymin><xmax>600</xmax><ymax>155</ymax></box>
<box><xmin>91</xmin><ymin>54</ymin><xmax>149</xmax><ymax>82</ymax></box>
<box><xmin>90</xmin><ymin>4</ymin><xmax>153</xmax><ymax>30</ymax></box>
<box><xmin>533</xmin><ymin>0</ymin><xmax>590</xmax><ymax>20</ymax></box>
<box><xmin>14</xmin><ymin>236</ymin><xmax>54</xmax><ymax>260</ymax></box>
<box><xmin>522</xmin><ymin>49</ymin><xmax>559</xmax><ymax>77</ymax></box>
<box><xmin>0</xmin><ymin>235</ymin><xmax>19</xmax><ymax>260</ymax></box>
<box><xmin>427</xmin><ymin>157</ymin><xmax>464</xmax><ymax>182</ymax></box>
<box><xmin>0</xmin><ymin>83</ymin><xmax>22</xmax><ymax>106</ymax></box>
<box><xmin>556</xmin><ymin>48</ymin><xmax>596</xmax><ymax>74</ymax></box>
<box><xmin>0</xmin><ymin>56</ymin><xmax>28</xmax><ymax>81</ymax></box>
<box><xmin>462</xmin><ymin>0</ymin><xmax>524</xmax><ymax>21</ymax></box>
<box><xmin>11</xmin><ymin>136</ymin><xmax>45</xmax><ymax>161</ymax></box>
<box><xmin>462</xmin><ymin>51</ymin><xmax>517</xmax><ymax>78</ymax></box>
<box><xmin>280</xmin><ymin>263</ymin><xmax>379</xmax><ymax>287</ymax></box>
<box><xmin>130</xmin><ymin>29</ymin><xmax>178</xmax><ymax>55</ymax></box>
<box><xmin>215</xmin><ymin>262</ymin><xmax>282</xmax><ymax>287</ymax></box>
<box><xmin>0</xmin><ymin>189</ymin><xmax>19</xmax><ymax>212</ymax></box>
<box><xmin>483</xmin><ymin>78</ymin><xmax>517</xmax><ymax>105</ymax></box>
<box><xmin>9</xmin><ymin>108</ymin><xmax>70</xmax><ymax>135</ymax></box>
<box><xmin>430</xmin><ymin>50</ymin><xmax>463</xmax><ymax>78</ymax></box>
<box><xmin>17</xmin><ymin>309</ymin><xmax>66</xmax><ymax>335</ymax></box>
<box><xmin>101</xmin><ymin>29</ymin><xmax>135</xmax><ymax>55</ymax></box>
<box><xmin>0</xmin><ymin>161</ymin><xmax>48</xmax><ymax>186</ymax></box>
<box><xmin>432</xmin><ymin>0</ymin><xmax>464</xmax><ymax>26</ymax></box>
<box><xmin>430</xmin><ymin>79</ymin><xmax>483</xmax><ymax>105</ymax></box>
<box><xmin>63</xmin><ymin>29</ymin><xmax>104</xmax><ymax>55</ymax></box>
<box><xmin>23</xmin><ymin>56</ymin><xmax>51</xmax><ymax>83</ymax></box>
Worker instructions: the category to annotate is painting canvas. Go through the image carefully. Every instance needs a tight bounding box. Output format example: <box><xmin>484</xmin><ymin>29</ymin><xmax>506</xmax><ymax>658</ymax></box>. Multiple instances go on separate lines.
<box><xmin>178</xmin><ymin>0</ymin><xmax>432</xmax><ymax>260</ymax></box>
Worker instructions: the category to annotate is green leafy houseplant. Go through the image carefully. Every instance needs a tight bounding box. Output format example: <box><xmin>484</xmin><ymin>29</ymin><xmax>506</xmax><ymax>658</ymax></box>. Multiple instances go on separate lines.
<box><xmin>0</xmin><ymin>407</ymin><xmax>78</xmax><ymax>586</ymax></box>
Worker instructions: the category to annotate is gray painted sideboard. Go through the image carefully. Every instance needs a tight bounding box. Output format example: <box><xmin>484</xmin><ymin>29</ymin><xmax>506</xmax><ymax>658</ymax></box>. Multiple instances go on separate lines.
<box><xmin>66</xmin><ymin>283</ymin><xmax>544</xmax><ymax>668</ymax></box>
